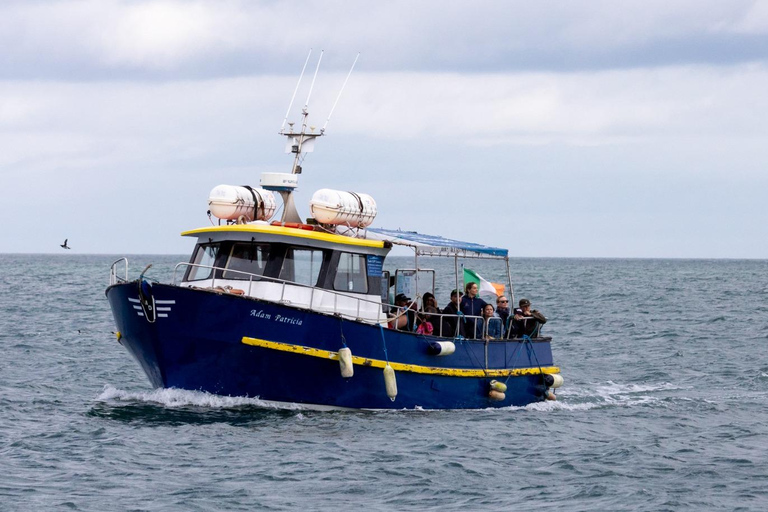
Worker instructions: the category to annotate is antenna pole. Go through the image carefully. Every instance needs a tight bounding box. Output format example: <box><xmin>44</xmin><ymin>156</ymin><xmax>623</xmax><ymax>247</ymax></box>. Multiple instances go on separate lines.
<box><xmin>322</xmin><ymin>52</ymin><xmax>359</xmax><ymax>133</ymax></box>
<box><xmin>303</xmin><ymin>50</ymin><xmax>324</xmax><ymax>113</ymax></box>
<box><xmin>280</xmin><ymin>49</ymin><xmax>312</xmax><ymax>132</ymax></box>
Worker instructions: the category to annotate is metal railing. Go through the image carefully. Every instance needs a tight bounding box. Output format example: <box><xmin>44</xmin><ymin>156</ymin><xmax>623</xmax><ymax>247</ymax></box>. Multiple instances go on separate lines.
<box><xmin>173</xmin><ymin>262</ymin><xmax>388</xmax><ymax>322</ymax></box>
<box><xmin>109</xmin><ymin>259</ymin><xmax>540</xmax><ymax>340</ymax></box>
<box><xmin>399</xmin><ymin>310</ymin><xmax>508</xmax><ymax>340</ymax></box>
<box><xmin>109</xmin><ymin>258</ymin><xmax>128</xmax><ymax>285</ymax></box>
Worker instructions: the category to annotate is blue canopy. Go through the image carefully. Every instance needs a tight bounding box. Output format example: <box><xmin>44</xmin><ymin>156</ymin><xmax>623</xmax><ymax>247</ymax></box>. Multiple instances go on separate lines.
<box><xmin>365</xmin><ymin>227</ymin><xmax>508</xmax><ymax>259</ymax></box>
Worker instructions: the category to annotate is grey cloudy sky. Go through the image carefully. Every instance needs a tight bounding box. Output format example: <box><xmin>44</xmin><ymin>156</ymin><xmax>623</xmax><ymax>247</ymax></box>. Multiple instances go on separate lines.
<box><xmin>1</xmin><ymin>0</ymin><xmax>767</xmax><ymax>258</ymax></box>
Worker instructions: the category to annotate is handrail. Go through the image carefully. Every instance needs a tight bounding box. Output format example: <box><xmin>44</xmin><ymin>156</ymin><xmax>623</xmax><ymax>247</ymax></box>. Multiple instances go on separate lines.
<box><xmin>109</xmin><ymin>257</ymin><xmax>128</xmax><ymax>285</ymax></box>
<box><xmin>162</xmin><ymin>262</ymin><xmax>534</xmax><ymax>339</ymax></box>
<box><xmin>173</xmin><ymin>262</ymin><xmax>385</xmax><ymax>319</ymax></box>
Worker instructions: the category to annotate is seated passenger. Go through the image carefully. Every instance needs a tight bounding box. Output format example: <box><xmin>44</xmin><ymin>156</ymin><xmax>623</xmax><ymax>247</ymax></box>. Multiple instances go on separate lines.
<box><xmin>389</xmin><ymin>293</ymin><xmax>416</xmax><ymax>331</ymax></box>
<box><xmin>511</xmin><ymin>298</ymin><xmax>547</xmax><ymax>338</ymax></box>
<box><xmin>422</xmin><ymin>292</ymin><xmax>439</xmax><ymax>312</ymax></box>
<box><xmin>416</xmin><ymin>307</ymin><xmax>437</xmax><ymax>335</ymax></box>
<box><xmin>481</xmin><ymin>304</ymin><xmax>503</xmax><ymax>340</ymax></box>
<box><xmin>440</xmin><ymin>289</ymin><xmax>463</xmax><ymax>338</ymax></box>
<box><xmin>421</xmin><ymin>292</ymin><xmax>441</xmax><ymax>333</ymax></box>
<box><xmin>494</xmin><ymin>296</ymin><xmax>511</xmax><ymax>327</ymax></box>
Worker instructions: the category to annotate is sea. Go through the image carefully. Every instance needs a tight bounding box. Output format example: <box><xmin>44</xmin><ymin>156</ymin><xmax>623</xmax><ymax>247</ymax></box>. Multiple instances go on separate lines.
<box><xmin>1</xmin><ymin>253</ymin><xmax>767</xmax><ymax>511</ymax></box>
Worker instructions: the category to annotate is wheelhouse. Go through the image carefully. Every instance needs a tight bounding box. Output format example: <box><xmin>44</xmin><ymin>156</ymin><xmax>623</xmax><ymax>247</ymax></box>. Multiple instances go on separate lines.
<box><xmin>174</xmin><ymin>223</ymin><xmax>391</xmax><ymax>322</ymax></box>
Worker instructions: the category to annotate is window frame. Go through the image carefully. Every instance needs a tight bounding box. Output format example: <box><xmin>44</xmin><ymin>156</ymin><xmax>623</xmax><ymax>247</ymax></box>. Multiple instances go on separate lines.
<box><xmin>185</xmin><ymin>242</ymin><xmax>221</xmax><ymax>281</ymax></box>
<box><xmin>279</xmin><ymin>246</ymin><xmax>327</xmax><ymax>288</ymax></box>
<box><xmin>333</xmin><ymin>252</ymin><xmax>369</xmax><ymax>293</ymax></box>
<box><xmin>222</xmin><ymin>242</ymin><xmax>270</xmax><ymax>280</ymax></box>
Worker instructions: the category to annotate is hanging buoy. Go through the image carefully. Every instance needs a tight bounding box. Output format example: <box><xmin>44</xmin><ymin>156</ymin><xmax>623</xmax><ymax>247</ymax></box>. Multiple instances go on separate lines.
<box><xmin>543</xmin><ymin>373</ymin><xmax>564</xmax><ymax>389</ymax></box>
<box><xmin>490</xmin><ymin>380</ymin><xmax>507</xmax><ymax>393</ymax></box>
<box><xmin>488</xmin><ymin>389</ymin><xmax>506</xmax><ymax>401</ymax></box>
<box><xmin>338</xmin><ymin>347</ymin><xmax>354</xmax><ymax>378</ymax></box>
<box><xmin>383</xmin><ymin>364</ymin><xmax>397</xmax><ymax>401</ymax></box>
<box><xmin>546</xmin><ymin>391</ymin><xmax>557</xmax><ymax>401</ymax></box>
<box><xmin>426</xmin><ymin>341</ymin><xmax>456</xmax><ymax>356</ymax></box>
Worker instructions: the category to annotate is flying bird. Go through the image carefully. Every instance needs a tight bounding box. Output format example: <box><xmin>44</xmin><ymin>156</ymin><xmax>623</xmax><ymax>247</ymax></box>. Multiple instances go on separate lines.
<box><xmin>61</xmin><ymin>239</ymin><xmax>71</xmax><ymax>249</ymax></box>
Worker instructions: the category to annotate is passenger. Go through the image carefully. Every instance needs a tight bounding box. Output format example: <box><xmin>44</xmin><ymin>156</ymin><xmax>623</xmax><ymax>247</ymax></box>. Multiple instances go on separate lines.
<box><xmin>422</xmin><ymin>292</ymin><xmax>439</xmax><ymax>312</ymax></box>
<box><xmin>481</xmin><ymin>304</ymin><xmax>503</xmax><ymax>340</ymax></box>
<box><xmin>421</xmin><ymin>292</ymin><xmax>441</xmax><ymax>333</ymax></box>
<box><xmin>440</xmin><ymin>289</ymin><xmax>463</xmax><ymax>337</ymax></box>
<box><xmin>416</xmin><ymin>307</ymin><xmax>437</xmax><ymax>335</ymax></box>
<box><xmin>511</xmin><ymin>298</ymin><xmax>547</xmax><ymax>338</ymax></box>
<box><xmin>494</xmin><ymin>295</ymin><xmax>511</xmax><ymax>330</ymax></box>
<box><xmin>460</xmin><ymin>282</ymin><xmax>487</xmax><ymax>339</ymax></box>
<box><xmin>389</xmin><ymin>293</ymin><xmax>416</xmax><ymax>331</ymax></box>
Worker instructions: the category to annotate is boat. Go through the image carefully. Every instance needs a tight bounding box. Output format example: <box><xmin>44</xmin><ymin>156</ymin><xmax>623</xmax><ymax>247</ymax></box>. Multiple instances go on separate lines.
<box><xmin>106</xmin><ymin>57</ymin><xmax>563</xmax><ymax>410</ymax></box>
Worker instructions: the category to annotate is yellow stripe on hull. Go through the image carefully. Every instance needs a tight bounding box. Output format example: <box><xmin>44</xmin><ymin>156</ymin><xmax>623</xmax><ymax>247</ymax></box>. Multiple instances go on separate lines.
<box><xmin>241</xmin><ymin>336</ymin><xmax>560</xmax><ymax>378</ymax></box>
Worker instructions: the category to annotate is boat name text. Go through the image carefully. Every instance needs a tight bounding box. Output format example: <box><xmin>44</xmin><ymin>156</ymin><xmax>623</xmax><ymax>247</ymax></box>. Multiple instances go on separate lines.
<box><xmin>250</xmin><ymin>310</ymin><xmax>303</xmax><ymax>326</ymax></box>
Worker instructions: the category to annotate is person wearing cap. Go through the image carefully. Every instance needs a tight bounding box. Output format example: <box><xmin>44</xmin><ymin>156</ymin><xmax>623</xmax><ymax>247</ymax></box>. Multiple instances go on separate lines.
<box><xmin>512</xmin><ymin>298</ymin><xmax>547</xmax><ymax>338</ymax></box>
<box><xmin>389</xmin><ymin>293</ymin><xmax>416</xmax><ymax>331</ymax></box>
<box><xmin>440</xmin><ymin>289</ymin><xmax>463</xmax><ymax>337</ymax></box>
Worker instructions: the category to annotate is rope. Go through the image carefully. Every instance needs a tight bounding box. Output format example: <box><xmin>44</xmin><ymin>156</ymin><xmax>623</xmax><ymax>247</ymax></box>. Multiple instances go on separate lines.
<box><xmin>502</xmin><ymin>341</ymin><xmax>525</xmax><ymax>385</ymax></box>
<box><xmin>457</xmin><ymin>337</ymin><xmax>488</xmax><ymax>376</ymax></box>
<box><xmin>378</xmin><ymin>324</ymin><xmax>390</xmax><ymax>363</ymax></box>
<box><xmin>339</xmin><ymin>318</ymin><xmax>348</xmax><ymax>348</ymax></box>
<box><xmin>522</xmin><ymin>335</ymin><xmax>549</xmax><ymax>394</ymax></box>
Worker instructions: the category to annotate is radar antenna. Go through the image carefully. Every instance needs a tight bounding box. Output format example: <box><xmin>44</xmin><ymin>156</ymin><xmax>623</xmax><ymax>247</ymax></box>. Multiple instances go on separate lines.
<box><xmin>322</xmin><ymin>52</ymin><xmax>359</xmax><ymax>134</ymax></box>
<box><xmin>280</xmin><ymin>49</ymin><xmax>313</xmax><ymax>133</ymax></box>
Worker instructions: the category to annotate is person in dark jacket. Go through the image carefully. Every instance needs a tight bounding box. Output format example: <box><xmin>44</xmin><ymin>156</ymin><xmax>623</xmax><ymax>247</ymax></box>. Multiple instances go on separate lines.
<box><xmin>440</xmin><ymin>289</ymin><xmax>463</xmax><ymax>337</ymax></box>
<box><xmin>511</xmin><ymin>298</ymin><xmax>547</xmax><ymax>338</ymax></box>
<box><xmin>494</xmin><ymin>295</ymin><xmax>512</xmax><ymax>336</ymax></box>
<box><xmin>460</xmin><ymin>282</ymin><xmax>487</xmax><ymax>339</ymax></box>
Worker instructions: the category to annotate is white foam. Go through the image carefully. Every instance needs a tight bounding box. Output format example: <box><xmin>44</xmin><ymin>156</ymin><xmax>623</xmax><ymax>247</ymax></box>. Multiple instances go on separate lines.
<box><xmin>96</xmin><ymin>385</ymin><xmax>292</xmax><ymax>410</ymax></box>
<box><xmin>523</xmin><ymin>400</ymin><xmax>603</xmax><ymax>412</ymax></box>
<box><xmin>497</xmin><ymin>380</ymin><xmax>687</xmax><ymax>413</ymax></box>
<box><xmin>560</xmin><ymin>381</ymin><xmax>685</xmax><ymax>398</ymax></box>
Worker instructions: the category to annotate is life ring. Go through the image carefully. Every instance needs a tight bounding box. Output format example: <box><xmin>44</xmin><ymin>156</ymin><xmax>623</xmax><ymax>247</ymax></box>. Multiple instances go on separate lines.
<box><xmin>270</xmin><ymin>221</ymin><xmax>316</xmax><ymax>231</ymax></box>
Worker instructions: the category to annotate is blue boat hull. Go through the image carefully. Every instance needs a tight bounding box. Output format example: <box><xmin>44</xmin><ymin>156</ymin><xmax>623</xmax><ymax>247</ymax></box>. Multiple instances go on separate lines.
<box><xmin>106</xmin><ymin>281</ymin><xmax>558</xmax><ymax>409</ymax></box>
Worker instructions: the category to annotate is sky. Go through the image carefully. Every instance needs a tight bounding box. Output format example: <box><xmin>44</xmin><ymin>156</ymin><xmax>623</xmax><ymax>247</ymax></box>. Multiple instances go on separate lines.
<box><xmin>1</xmin><ymin>0</ymin><xmax>767</xmax><ymax>258</ymax></box>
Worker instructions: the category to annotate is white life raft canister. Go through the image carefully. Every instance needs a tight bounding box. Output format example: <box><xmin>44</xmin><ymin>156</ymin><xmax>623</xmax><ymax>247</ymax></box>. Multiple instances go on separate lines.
<box><xmin>309</xmin><ymin>189</ymin><xmax>377</xmax><ymax>228</ymax></box>
<box><xmin>208</xmin><ymin>185</ymin><xmax>277</xmax><ymax>222</ymax></box>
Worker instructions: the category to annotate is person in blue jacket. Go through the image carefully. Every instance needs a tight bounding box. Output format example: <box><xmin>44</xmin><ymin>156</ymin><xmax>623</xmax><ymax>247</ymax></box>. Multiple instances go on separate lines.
<box><xmin>460</xmin><ymin>282</ymin><xmax>487</xmax><ymax>339</ymax></box>
<box><xmin>481</xmin><ymin>304</ymin><xmax>504</xmax><ymax>339</ymax></box>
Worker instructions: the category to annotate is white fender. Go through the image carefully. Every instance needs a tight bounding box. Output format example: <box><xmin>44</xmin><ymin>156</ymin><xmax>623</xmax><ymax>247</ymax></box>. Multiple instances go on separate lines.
<box><xmin>338</xmin><ymin>347</ymin><xmax>354</xmax><ymax>378</ymax></box>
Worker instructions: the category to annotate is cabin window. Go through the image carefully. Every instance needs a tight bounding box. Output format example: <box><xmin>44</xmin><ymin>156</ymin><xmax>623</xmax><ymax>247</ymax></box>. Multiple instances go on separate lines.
<box><xmin>186</xmin><ymin>243</ymin><xmax>220</xmax><ymax>281</ymax></box>
<box><xmin>223</xmin><ymin>243</ymin><xmax>269</xmax><ymax>280</ymax></box>
<box><xmin>334</xmin><ymin>252</ymin><xmax>368</xmax><ymax>293</ymax></box>
<box><xmin>280</xmin><ymin>248</ymin><xmax>324</xmax><ymax>287</ymax></box>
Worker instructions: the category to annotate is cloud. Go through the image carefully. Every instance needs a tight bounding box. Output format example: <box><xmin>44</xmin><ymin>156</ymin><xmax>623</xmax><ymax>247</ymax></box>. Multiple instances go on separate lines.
<box><xmin>2</xmin><ymin>0</ymin><xmax>768</xmax><ymax>80</ymax></box>
<box><xmin>3</xmin><ymin>64</ymin><xmax>768</xmax><ymax>179</ymax></box>
<box><xmin>1</xmin><ymin>1</ymin><xmax>766</xmax><ymax>257</ymax></box>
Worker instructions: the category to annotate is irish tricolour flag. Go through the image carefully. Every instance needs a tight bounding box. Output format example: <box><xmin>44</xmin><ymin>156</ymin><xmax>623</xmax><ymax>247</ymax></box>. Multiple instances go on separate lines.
<box><xmin>463</xmin><ymin>268</ymin><xmax>505</xmax><ymax>297</ymax></box>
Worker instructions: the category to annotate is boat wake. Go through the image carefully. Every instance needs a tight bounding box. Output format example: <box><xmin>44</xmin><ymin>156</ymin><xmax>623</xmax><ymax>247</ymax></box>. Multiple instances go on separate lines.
<box><xmin>499</xmin><ymin>381</ymin><xmax>689</xmax><ymax>413</ymax></box>
<box><xmin>96</xmin><ymin>385</ymin><xmax>305</xmax><ymax>411</ymax></box>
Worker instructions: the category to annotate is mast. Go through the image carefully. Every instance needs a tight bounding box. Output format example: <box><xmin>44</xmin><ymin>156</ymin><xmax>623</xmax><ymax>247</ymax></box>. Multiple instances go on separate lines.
<box><xmin>264</xmin><ymin>52</ymin><xmax>358</xmax><ymax>224</ymax></box>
